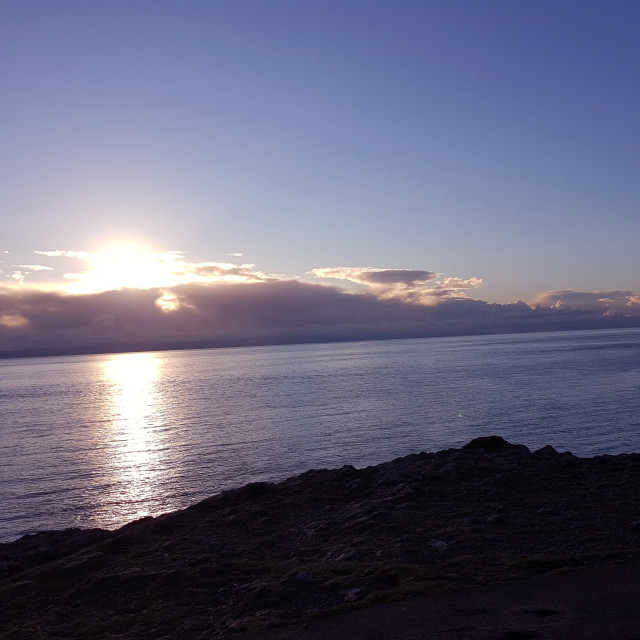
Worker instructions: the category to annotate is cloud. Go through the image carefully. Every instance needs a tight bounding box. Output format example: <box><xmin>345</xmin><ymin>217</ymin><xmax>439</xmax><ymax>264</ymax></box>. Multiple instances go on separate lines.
<box><xmin>34</xmin><ymin>250</ymin><xmax>88</xmax><ymax>258</ymax></box>
<box><xmin>0</xmin><ymin>252</ymin><xmax>638</xmax><ymax>356</ymax></box>
<box><xmin>17</xmin><ymin>265</ymin><xmax>54</xmax><ymax>271</ymax></box>
<box><xmin>313</xmin><ymin>267</ymin><xmax>438</xmax><ymax>285</ymax></box>
<box><xmin>184</xmin><ymin>262</ymin><xmax>271</xmax><ymax>283</ymax></box>
<box><xmin>310</xmin><ymin>267</ymin><xmax>482</xmax><ymax>303</ymax></box>
<box><xmin>1</xmin><ymin>278</ymin><xmax>639</xmax><ymax>358</ymax></box>
<box><xmin>0</xmin><ymin>250</ymin><xmax>271</xmax><ymax>291</ymax></box>
<box><xmin>533</xmin><ymin>289</ymin><xmax>640</xmax><ymax>314</ymax></box>
<box><xmin>438</xmin><ymin>276</ymin><xmax>483</xmax><ymax>290</ymax></box>
<box><xmin>5</xmin><ymin>264</ymin><xmax>55</xmax><ymax>283</ymax></box>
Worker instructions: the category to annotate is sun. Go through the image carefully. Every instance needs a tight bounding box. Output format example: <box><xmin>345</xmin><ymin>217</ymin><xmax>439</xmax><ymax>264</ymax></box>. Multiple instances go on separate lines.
<box><xmin>65</xmin><ymin>244</ymin><xmax>179</xmax><ymax>293</ymax></box>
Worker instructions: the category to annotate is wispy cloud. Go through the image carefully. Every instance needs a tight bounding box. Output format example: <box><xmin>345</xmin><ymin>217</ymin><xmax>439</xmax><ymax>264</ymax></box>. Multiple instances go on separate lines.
<box><xmin>310</xmin><ymin>267</ymin><xmax>483</xmax><ymax>303</ymax></box>
<box><xmin>181</xmin><ymin>261</ymin><xmax>271</xmax><ymax>283</ymax></box>
<box><xmin>1</xmin><ymin>250</ymin><xmax>270</xmax><ymax>291</ymax></box>
<box><xmin>34</xmin><ymin>250</ymin><xmax>88</xmax><ymax>258</ymax></box>
<box><xmin>6</xmin><ymin>264</ymin><xmax>55</xmax><ymax>284</ymax></box>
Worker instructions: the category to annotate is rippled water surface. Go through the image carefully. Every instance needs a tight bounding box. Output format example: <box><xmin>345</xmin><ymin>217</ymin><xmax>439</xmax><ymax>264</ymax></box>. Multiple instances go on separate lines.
<box><xmin>1</xmin><ymin>328</ymin><xmax>639</xmax><ymax>542</ymax></box>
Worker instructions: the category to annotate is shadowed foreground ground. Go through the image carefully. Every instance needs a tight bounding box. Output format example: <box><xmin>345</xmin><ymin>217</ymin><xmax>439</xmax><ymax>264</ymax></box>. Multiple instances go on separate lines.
<box><xmin>2</xmin><ymin>436</ymin><xmax>640</xmax><ymax>639</ymax></box>
<box><xmin>235</xmin><ymin>560</ymin><xmax>640</xmax><ymax>639</ymax></box>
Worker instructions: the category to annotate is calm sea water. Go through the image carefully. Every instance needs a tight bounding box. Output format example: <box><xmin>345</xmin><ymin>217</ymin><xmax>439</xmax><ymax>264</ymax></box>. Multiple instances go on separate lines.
<box><xmin>1</xmin><ymin>328</ymin><xmax>639</xmax><ymax>543</ymax></box>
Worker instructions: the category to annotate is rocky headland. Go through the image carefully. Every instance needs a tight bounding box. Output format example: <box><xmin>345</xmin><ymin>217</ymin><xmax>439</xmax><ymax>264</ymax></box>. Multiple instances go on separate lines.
<box><xmin>3</xmin><ymin>436</ymin><xmax>640</xmax><ymax>639</ymax></box>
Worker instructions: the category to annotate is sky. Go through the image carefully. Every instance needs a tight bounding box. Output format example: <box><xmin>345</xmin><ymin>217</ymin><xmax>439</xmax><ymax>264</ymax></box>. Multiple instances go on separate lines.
<box><xmin>1</xmin><ymin>1</ymin><xmax>639</xmax><ymax>356</ymax></box>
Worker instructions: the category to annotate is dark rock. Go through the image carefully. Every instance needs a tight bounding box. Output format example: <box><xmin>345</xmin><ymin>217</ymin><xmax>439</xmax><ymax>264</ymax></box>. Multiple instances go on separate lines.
<box><xmin>231</xmin><ymin>481</ymin><xmax>273</xmax><ymax>499</ymax></box>
<box><xmin>343</xmin><ymin>587</ymin><xmax>363</xmax><ymax>602</ymax></box>
<box><xmin>486</xmin><ymin>514</ymin><xmax>505</xmax><ymax>525</ymax></box>
<box><xmin>463</xmin><ymin>435</ymin><xmax>528</xmax><ymax>453</ymax></box>
<box><xmin>4</xmin><ymin>437</ymin><xmax>640</xmax><ymax>638</ymax></box>
<box><xmin>533</xmin><ymin>444</ymin><xmax>559</xmax><ymax>456</ymax></box>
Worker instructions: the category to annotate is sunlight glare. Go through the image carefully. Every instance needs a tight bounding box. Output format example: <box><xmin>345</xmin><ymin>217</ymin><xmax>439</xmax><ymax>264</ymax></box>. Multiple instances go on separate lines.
<box><xmin>67</xmin><ymin>244</ymin><xmax>179</xmax><ymax>293</ymax></box>
<box><xmin>102</xmin><ymin>352</ymin><xmax>163</xmax><ymax>517</ymax></box>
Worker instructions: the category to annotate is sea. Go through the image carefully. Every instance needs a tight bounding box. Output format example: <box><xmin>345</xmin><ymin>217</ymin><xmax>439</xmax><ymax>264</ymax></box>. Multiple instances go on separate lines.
<box><xmin>1</xmin><ymin>327</ymin><xmax>639</xmax><ymax>543</ymax></box>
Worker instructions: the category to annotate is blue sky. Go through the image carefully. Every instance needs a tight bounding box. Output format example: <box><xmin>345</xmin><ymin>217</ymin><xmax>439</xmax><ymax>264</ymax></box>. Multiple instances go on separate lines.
<box><xmin>1</xmin><ymin>1</ymin><xmax>639</xmax><ymax>354</ymax></box>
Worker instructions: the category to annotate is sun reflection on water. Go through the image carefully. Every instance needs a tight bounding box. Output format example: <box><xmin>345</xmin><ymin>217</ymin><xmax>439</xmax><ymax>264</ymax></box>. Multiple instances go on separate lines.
<box><xmin>101</xmin><ymin>352</ymin><xmax>163</xmax><ymax>519</ymax></box>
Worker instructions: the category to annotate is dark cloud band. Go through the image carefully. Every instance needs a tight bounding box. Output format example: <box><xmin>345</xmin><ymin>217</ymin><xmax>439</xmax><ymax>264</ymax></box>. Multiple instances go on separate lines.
<box><xmin>1</xmin><ymin>281</ymin><xmax>639</xmax><ymax>358</ymax></box>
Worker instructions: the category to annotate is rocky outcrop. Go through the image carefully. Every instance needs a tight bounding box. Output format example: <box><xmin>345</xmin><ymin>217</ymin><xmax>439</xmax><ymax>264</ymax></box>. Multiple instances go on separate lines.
<box><xmin>3</xmin><ymin>436</ymin><xmax>640</xmax><ymax>638</ymax></box>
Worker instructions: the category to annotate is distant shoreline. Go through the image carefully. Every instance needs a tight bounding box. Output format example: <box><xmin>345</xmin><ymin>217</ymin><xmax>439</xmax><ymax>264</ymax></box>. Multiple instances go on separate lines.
<box><xmin>2</xmin><ymin>322</ymin><xmax>640</xmax><ymax>360</ymax></box>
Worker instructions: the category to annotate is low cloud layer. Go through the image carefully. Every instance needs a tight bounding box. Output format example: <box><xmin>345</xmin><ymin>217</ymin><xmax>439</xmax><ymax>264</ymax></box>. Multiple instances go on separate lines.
<box><xmin>1</xmin><ymin>251</ymin><xmax>639</xmax><ymax>356</ymax></box>
<box><xmin>1</xmin><ymin>277</ymin><xmax>639</xmax><ymax>358</ymax></box>
<box><xmin>532</xmin><ymin>289</ymin><xmax>640</xmax><ymax>314</ymax></box>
